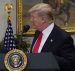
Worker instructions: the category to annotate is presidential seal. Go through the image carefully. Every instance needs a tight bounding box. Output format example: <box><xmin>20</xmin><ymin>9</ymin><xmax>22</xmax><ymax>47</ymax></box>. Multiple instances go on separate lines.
<box><xmin>4</xmin><ymin>49</ymin><xmax>27</xmax><ymax>71</ymax></box>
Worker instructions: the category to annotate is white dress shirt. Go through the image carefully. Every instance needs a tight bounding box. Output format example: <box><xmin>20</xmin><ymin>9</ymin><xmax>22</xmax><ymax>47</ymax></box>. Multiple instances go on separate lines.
<box><xmin>38</xmin><ymin>22</ymin><xmax>54</xmax><ymax>53</ymax></box>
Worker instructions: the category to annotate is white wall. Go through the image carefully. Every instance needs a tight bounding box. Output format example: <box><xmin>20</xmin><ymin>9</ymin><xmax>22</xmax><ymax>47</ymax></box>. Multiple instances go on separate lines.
<box><xmin>0</xmin><ymin>0</ymin><xmax>16</xmax><ymax>42</ymax></box>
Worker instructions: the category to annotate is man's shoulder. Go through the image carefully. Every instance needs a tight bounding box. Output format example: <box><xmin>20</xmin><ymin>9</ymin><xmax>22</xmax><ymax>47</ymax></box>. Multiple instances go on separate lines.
<box><xmin>52</xmin><ymin>24</ymin><xmax>72</xmax><ymax>41</ymax></box>
<box><xmin>54</xmin><ymin>25</ymin><xmax>70</xmax><ymax>36</ymax></box>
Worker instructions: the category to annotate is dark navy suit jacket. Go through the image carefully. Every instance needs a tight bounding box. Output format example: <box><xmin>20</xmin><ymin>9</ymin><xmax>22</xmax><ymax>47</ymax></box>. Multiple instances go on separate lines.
<box><xmin>31</xmin><ymin>24</ymin><xmax>75</xmax><ymax>71</ymax></box>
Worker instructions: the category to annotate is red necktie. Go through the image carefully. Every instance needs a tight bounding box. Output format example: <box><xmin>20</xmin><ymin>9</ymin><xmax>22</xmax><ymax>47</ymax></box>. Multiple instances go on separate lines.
<box><xmin>32</xmin><ymin>32</ymin><xmax>43</xmax><ymax>53</ymax></box>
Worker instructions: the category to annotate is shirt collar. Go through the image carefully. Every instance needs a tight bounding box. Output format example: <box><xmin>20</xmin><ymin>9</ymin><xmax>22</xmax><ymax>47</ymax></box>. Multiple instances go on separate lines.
<box><xmin>42</xmin><ymin>22</ymin><xmax>54</xmax><ymax>38</ymax></box>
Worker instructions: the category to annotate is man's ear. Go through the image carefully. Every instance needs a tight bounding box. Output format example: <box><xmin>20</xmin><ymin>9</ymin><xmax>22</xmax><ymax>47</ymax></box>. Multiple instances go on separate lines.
<box><xmin>42</xmin><ymin>17</ymin><xmax>46</xmax><ymax>22</ymax></box>
<box><xmin>42</xmin><ymin>17</ymin><xmax>49</xmax><ymax>24</ymax></box>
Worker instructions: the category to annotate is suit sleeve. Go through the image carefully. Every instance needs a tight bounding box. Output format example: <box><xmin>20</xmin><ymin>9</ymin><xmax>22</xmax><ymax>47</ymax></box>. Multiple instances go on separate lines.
<box><xmin>55</xmin><ymin>36</ymin><xmax>75</xmax><ymax>71</ymax></box>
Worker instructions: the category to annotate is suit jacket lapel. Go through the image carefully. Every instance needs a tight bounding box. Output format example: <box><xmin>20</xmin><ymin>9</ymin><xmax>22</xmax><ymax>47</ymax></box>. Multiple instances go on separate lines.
<box><xmin>41</xmin><ymin>25</ymin><xmax>57</xmax><ymax>52</ymax></box>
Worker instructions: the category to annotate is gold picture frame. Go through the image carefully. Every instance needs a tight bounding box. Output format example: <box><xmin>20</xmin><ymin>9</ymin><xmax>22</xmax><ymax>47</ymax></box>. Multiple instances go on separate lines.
<box><xmin>16</xmin><ymin>0</ymin><xmax>75</xmax><ymax>36</ymax></box>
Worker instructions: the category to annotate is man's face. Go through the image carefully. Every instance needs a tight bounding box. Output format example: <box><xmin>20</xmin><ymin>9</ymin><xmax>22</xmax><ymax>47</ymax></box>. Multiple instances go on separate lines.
<box><xmin>30</xmin><ymin>12</ymin><xmax>44</xmax><ymax>30</ymax></box>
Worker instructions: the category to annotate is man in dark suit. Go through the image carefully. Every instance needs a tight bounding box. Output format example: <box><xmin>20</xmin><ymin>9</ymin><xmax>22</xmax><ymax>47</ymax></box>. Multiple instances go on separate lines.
<box><xmin>29</xmin><ymin>3</ymin><xmax>75</xmax><ymax>71</ymax></box>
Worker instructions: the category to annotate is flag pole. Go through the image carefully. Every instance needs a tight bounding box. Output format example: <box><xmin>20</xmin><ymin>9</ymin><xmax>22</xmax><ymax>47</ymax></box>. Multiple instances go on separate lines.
<box><xmin>4</xmin><ymin>3</ymin><xmax>13</xmax><ymax>24</ymax></box>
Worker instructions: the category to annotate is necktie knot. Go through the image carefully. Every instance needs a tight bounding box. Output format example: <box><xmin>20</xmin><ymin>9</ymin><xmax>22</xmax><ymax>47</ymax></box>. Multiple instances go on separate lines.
<box><xmin>39</xmin><ymin>32</ymin><xmax>43</xmax><ymax>38</ymax></box>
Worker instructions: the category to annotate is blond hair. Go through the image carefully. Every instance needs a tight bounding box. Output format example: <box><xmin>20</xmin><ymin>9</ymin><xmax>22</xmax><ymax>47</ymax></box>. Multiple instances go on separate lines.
<box><xmin>29</xmin><ymin>3</ymin><xmax>53</xmax><ymax>20</ymax></box>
